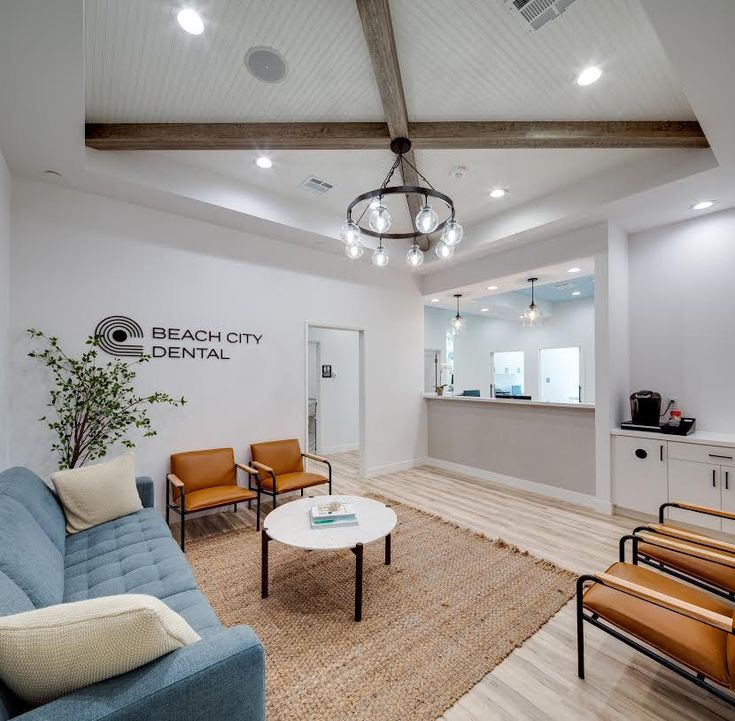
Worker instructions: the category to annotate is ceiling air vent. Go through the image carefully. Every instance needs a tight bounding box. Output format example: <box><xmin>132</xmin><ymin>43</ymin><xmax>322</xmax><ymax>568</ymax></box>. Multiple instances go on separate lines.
<box><xmin>298</xmin><ymin>176</ymin><xmax>334</xmax><ymax>194</ymax></box>
<box><xmin>551</xmin><ymin>281</ymin><xmax>574</xmax><ymax>291</ymax></box>
<box><xmin>507</xmin><ymin>0</ymin><xmax>578</xmax><ymax>31</ymax></box>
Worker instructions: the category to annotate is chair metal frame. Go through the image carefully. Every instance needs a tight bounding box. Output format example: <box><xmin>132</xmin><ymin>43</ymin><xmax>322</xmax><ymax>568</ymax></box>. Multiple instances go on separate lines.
<box><xmin>247</xmin><ymin>451</ymin><xmax>332</xmax><ymax>531</ymax></box>
<box><xmin>619</xmin><ymin>502</ymin><xmax>735</xmax><ymax>601</ymax></box>
<box><xmin>166</xmin><ymin>461</ymin><xmax>256</xmax><ymax>552</ymax></box>
<box><xmin>576</xmin><ymin>572</ymin><xmax>735</xmax><ymax>709</ymax></box>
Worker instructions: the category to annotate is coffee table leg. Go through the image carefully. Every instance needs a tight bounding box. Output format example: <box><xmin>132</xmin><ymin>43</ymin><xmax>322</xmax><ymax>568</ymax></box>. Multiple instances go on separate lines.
<box><xmin>261</xmin><ymin>529</ymin><xmax>270</xmax><ymax>598</ymax></box>
<box><xmin>385</xmin><ymin>533</ymin><xmax>391</xmax><ymax>565</ymax></box>
<box><xmin>354</xmin><ymin>542</ymin><xmax>363</xmax><ymax>622</ymax></box>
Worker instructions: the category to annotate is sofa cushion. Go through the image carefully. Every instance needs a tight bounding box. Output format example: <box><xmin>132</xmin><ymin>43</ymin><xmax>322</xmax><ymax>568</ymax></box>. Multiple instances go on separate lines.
<box><xmin>0</xmin><ymin>499</ymin><xmax>64</xmax><ymax>609</ymax></box>
<box><xmin>51</xmin><ymin>454</ymin><xmax>142</xmax><ymax>534</ymax></box>
<box><xmin>0</xmin><ymin>467</ymin><xmax>66</xmax><ymax>553</ymax></box>
<box><xmin>0</xmin><ymin>594</ymin><xmax>201</xmax><ymax>705</ymax></box>
<box><xmin>162</xmin><ymin>590</ymin><xmax>223</xmax><ymax>637</ymax></box>
<box><xmin>64</xmin><ymin>510</ymin><xmax>200</xmax><ymax>604</ymax></box>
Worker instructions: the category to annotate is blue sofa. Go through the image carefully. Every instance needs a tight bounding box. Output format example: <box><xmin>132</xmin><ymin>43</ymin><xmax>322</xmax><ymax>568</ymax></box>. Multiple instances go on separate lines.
<box><xmin>0</xmin><ymin>466</ymin><xmax>265</xmax><ymax>721</ymax></box>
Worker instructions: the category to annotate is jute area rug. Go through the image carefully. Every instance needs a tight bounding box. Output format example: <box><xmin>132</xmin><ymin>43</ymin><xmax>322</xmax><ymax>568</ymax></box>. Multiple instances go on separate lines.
<box><xmin>186</xmin><ymin>498</ymin><xmax>576</xmax><ymax>721</ymax></box>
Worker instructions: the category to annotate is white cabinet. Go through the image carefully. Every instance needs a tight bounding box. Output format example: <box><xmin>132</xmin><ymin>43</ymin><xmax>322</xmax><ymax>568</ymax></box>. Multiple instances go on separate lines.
<box><xmin>612</xmin><ymin>432</ymin><xmax>735</xmax><ymax>533</ymax></box>
<box><xmin>667</xmin><ymin>459</ymin><xmax>721</xmax><ymax>530</ymax></box>
<box><xmin>612</xmin><ymin>436</ymin><xmax>668</xmax><ymax>516</ymax></box>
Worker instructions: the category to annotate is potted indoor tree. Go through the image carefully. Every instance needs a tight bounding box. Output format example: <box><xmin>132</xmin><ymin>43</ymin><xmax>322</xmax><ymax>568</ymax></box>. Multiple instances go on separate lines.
<box><xmin>28</xmin><ymin>328</ymin><xmax>186</xmax><ymax>469</ymax></box>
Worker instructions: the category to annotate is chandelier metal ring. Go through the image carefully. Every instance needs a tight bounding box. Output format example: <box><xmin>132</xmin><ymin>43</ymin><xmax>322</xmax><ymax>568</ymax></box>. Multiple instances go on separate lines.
<box><xmin>347</xmin><ymin>185</ymin><xmax>455</xmax><ymax>240</ymax></box>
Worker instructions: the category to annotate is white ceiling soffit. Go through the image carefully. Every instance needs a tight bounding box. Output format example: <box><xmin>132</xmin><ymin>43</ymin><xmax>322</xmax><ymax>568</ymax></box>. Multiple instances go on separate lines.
<box><xmin>390</xmin><ymin>0</ymin><xmax>693</xmax><ymax>121</ymax></box>
<box><xmin>84</xmin><ymin>0</ymin><xmax>383</xmax><ymax>122</ymax></box>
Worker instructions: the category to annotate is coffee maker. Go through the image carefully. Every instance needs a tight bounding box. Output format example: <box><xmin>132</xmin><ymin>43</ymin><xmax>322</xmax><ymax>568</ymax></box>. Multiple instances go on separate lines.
<box><xmin>629</xmin><ymin>390</ymin><xmax>661</xmax><ymax>427</ymax></box>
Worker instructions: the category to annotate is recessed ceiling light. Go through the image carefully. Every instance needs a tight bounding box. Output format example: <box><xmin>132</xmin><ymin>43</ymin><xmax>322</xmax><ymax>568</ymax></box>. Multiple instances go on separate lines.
<box><xmin>489</xmin><ymin>188</ymin><xmax>507</xmax><ymax>199</ymax></box>
<box><xmin>567</xmin><ymin>267</ymin><xmax>581</xmax><ymax>273</ymax></box>
<box><xmin>255</xmin><ymin>156</ymin><xmax>272</xmax><ymax>169</ymax></box>
<box><xmin>690</xmin><ymin>200</ymin><xmax>714</xmax><ymax>211</ymax></box>
<box><xmin>486</xmin><ymin>285</ymin><xmax>499</xmax><ymax>290</ymax></box>
<box><xmin>572</xmin><ymin>291</ymin><xmax>581</xmax><ymax>296</ymax></box>
<box><xmin>430</xmin><ymin>298</ymin><xmax>440</xmax><ymax>303</ymax></box>
<box><xmin>176</xmin><ymin>8</ymin><xmax>204</xmax><ymax>35</ymax></box>
<box><xmin>245</xmin><ymin>46</ymin><xmax>287</xmax><ymax>83</ymax></box>
<box><xmin>480</xmin><ymin>307</ymin><xmax>489</xmax><ymax>312</ymax></box>
<box><xmin>576</xmin><ymin>66</ymin><xmax>602</xmax><ymax>86</ymax></box>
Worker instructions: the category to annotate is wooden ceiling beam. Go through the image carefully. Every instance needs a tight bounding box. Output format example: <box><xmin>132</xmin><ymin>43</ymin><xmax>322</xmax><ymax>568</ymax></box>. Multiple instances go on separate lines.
<box><xmin>84</xmin><ymin>122</ymin><xmax>391</xmax><ymax>150</ymax></box>
<box><xmin>85</xmin><ymin>120</ymin><xmax>709</xmax><ymax>151</ymax></box>
<box><xmin>408</xmin><ymin>120</ymin><xmax>709</xmax><ymax>149</ymax></box>
<box><xmin>356</xmin><ymin>0</ymin><xmax>427</xmax><ymax>250</ymax></box>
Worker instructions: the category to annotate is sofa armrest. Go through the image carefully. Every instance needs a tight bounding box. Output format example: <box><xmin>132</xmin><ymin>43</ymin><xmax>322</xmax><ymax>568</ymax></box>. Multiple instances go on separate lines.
<box><xmin>16</xmin><ymin>626</ymin><xmax>265</xmax><ymax>721</ymax></box>
<box><xmin>135</xmin><ymin>476</ymin><xmax>155</xmax><ymax>508</ymax></box>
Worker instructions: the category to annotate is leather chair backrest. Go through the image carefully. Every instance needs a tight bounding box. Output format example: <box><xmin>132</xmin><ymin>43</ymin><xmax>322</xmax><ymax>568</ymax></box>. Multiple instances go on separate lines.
<box><xmin>250</xmin><ymin>439</ymin><xmax>303</xmax><ymax>476</ymax></box>
<box><xmin>170</xmin><ymin>448</ymin><xmax>236</xmax><ymax>500</ymax></box>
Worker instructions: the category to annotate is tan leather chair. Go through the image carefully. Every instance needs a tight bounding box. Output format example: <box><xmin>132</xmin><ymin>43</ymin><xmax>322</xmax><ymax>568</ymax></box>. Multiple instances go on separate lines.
<box><xmin>620</xmin><ymin>502</ymin><xmax>735</xmax><ymax>600</ymax></box>
<box><xmin>577</xmin><ymin>561</ymin><xmax>735</xmax><ymax>708</ymax></box>
<box><xmin>249</xmin><ymin>439</ymin><xmax>331</xmax><ymax>530</ymax></box>
<box><xmin>167</xmin><ymin>448</ymin><xmax>257</xmax><ymax>551</ymax></box>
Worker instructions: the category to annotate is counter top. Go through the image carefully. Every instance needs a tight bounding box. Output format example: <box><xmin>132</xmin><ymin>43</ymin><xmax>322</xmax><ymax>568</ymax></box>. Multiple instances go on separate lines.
<box><xmin>423</xmin><ymin>393</ymin><xmax>595</xmax><ymax>410</ymax></box>
<box><xmin>611</xmin><ymin>427</ymin><xmax>735</xmax><ymax>449</ymax></box>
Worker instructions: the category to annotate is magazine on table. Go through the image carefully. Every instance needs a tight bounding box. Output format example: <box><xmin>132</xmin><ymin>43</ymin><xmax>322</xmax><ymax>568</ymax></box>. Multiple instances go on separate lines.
<box><xmin>310</xmin><ymin>501</ymin><xmax>358</xmax><ymax>528</ymax></box>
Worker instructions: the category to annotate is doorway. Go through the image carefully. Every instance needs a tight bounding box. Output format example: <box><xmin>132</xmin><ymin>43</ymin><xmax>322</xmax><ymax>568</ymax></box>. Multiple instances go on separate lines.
<box><xmin>490</xmin><ymin>350</ymin><xmax>525</xmax><ymax>397</ymax></box>
<box><xmin>305</xmin><ymin>324</ymin><xmax>365</xmax><ymax>478</ymax></box>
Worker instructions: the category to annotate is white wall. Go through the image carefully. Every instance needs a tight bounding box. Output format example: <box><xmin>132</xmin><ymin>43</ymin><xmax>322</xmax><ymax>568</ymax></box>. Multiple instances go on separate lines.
<box><xmin>629</xmin><ymin>208</ymin><xmax>735</xmax><ymax>432</ymax></box>
<box><xmin>8</xmin><ymin>180</ymin><xmax>427</xmax><ymax>505</ymax></box>
<box><xmin>0</xmin><ymin>149</ymin><xmax>10</xmax><ymax>468</ymax></box>
<box><xmin>424</xmin><ymin>298</ymin><xmax>595</xmax><ymax>402</ymax></box>
<box><xmin>308</xmin><ymin>327</ymin><xmax>359</xmax><ymax>454</ymax></box>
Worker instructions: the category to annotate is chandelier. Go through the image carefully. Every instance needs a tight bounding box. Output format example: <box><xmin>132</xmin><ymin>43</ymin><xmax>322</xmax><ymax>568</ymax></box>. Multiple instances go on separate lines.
<box><xmin>340</xmin><ymin>137</ymin><xmax>463</xmax><ymax>268</ymax></box>
<box><xmin>520</xmin><ymin>277</ymin><xmax>543</xmax><ymax>326</ymax></box>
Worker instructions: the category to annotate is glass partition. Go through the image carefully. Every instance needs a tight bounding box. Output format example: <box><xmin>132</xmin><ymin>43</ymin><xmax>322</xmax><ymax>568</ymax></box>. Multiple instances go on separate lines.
<box><xmin>539</xmin><ymin>346</ymin><xmax>581</xmax><ymax>403</ymax></box>
<box><xmin>491</xmin><ymin>351</ymin><xmax>524</xmax><ymax>397</ymax></box>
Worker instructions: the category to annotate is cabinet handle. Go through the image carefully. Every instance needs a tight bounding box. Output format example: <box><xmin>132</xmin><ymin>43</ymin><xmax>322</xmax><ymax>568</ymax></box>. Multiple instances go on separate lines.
<box><xmin>713</xmin><ymin>469</ymin><xmax>717</xmax><ymax>488</ymax></box>
<box><xmin>709</xmin><ymin>453</ymin><xmax>733</xmax><ymax>460</ymax></box>
<box><xmin>660</xmin><ymin>445</ymin><xmax>663</xmax><ymax>461</ymax></box>
<box><xmin>727</xmin><ymin>471</ymin><xmax>730</xmax><ymax>491</ymax></box>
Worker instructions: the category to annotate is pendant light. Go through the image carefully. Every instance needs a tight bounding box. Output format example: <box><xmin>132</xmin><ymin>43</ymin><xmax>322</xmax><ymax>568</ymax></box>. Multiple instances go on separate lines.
<box><xmin>521</xmin><ymin>277</ymin><xmax>543</xmax><ymax>326</ymax></box>
<box><xmin>449</xmin><ymin>293</ymin><xmax>464</xmax><ymax>335</ymax></box>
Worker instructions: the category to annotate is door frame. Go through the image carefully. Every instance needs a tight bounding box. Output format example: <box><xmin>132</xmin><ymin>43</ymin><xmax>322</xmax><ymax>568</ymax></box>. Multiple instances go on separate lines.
<box><xmin>304</xmin><ymin>322</ymin><xmax>366</xmax><ymax>478</ymax></box>
<box><xmin>307</xmin><ymin>340</ymin><xmax>322</xmax><ymax>453</ymax></box>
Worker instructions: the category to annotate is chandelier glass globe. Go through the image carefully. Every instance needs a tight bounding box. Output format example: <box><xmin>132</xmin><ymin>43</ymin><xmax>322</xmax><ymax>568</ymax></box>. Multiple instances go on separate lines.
<box><xmin>406</xmin><ymin>244</ymin><xmax>424</xmax><ymax>268</ymax></box>
<box><xmin>372</xmin><ymin>244</ymin><xmax>389</xmax><ymax>268</ymax></box>
<box><xmin>521</xmin><ymin>303</ymin><xmax>543</xmax><ymax>327</ymax></box>
<box><xmin>340</xmin><ymin>219</ymin><xmax>362</xmax><ymax>246</ymax></box>
<box><xmin>441</xmin><ymin>219</ymin><xmax>463</xmax><ymax>247</ymax></box>
<box><xmin>449</xmin><ymin>314</ymin><xmax>464</xmax><ymax>335</ymax></box>
<box><xmin>344</xmin><ymin>241</ymin><xmax>364</xmax><ymax>260</ymax></box>
<box><xmin>435</xmin><ymin>240</ymin><xmax>455</xmax><ymax>260</ymax></box>
<box><xmin>415</xmin><ymin>203</ymin><xmax>439</xmax><ymax>234</ymax></box>
<box><xmin>368</xmin><ymin>202</ymin><xmax>392</xmax><ymax>234</ymax></box>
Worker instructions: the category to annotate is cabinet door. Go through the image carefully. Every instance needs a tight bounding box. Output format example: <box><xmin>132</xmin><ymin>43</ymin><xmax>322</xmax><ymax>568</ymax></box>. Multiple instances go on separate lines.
<box><xmin>612</xmin><ymin>436</ymin><xmax>667</xmax><ymax>516</ymax></box>
<box><xmin>721</xmin><ymin>467</ymin><xmax>735</xmax><ymax>535</ymax></box>
<box><xmin>667</xmin><ymin>459</ymin><xmax>721</xmax><ymax>530</ymax></box>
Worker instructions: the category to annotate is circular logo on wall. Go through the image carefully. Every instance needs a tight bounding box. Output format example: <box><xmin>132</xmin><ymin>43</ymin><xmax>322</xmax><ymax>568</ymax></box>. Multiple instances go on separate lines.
<box><xmin>94</xmin><ymin>316</ymin><xmax>145</xmax><ymax>357</ymax></box>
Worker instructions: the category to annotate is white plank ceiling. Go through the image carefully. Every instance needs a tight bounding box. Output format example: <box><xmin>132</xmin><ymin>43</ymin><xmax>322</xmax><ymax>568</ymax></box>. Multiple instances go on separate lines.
<box><xmin>85</xmin><ymin>0</ymin><xmax>693</xmax><ymax>123</ymax></box>
<box><xmin>84</xmin><ymin>0</ymin><xmax>384</xmax><ymax>122</ymax></box>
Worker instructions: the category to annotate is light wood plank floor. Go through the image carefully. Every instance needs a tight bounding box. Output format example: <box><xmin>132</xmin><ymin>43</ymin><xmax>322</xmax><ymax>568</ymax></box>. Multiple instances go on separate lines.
<box><xmin>175</xmin><ymin>452</ymin><xmax>735</xmax><ymax>720</ymax></box>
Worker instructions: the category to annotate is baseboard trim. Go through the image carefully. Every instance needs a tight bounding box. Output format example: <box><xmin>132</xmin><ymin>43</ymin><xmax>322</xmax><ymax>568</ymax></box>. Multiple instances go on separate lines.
<box><xmin>365</xmin><ymin>457</ymin><xmax>428</xmax><ymax>478</ymax></box>
<box><xmin>425</xmin><ymin>457</ymin><xmax>613</xmax><ymax>515</ymax></box>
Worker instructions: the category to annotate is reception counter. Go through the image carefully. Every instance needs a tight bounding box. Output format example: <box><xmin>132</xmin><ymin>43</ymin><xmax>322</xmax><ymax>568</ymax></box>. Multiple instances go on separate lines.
<box><xmin>425</xmin><ymin>393</ymin><xmax>597</xmax><ymax>506</ymax></box>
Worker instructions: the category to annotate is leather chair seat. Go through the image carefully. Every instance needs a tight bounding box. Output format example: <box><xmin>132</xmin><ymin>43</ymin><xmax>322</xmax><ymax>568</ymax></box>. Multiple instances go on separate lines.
<box><xmin>639</xmin><ymin>541</ymin><xmax>735</xmax><ymax>594</ymax></box>
<box><xmin>258</xmin><ymin>471</ymin><xmax>327</xmax><ymax>494</ymax></box>
<box><xmin>584</xmin><ymin>561</ymin><xmax>734</xmax><ymax>686</ymax></box>
<box><xmin>184</xmin><ymin>485</ymin><xmax>256</xmax><ymax>512</ymax></box>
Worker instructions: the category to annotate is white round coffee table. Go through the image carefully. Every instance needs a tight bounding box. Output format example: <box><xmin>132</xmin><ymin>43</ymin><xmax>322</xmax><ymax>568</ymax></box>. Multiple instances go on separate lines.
<box><xmin>261</xmin><ymin>495</ymin><xmax>397</xmax><ymax>621</ymax></box>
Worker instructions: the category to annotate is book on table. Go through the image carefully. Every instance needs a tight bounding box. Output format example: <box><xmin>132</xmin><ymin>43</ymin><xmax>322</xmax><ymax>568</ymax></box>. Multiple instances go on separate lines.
<box><xmin>310</xmin><ymin>502</ymin><xmax>358</xmax><ymax>528</ymax></box>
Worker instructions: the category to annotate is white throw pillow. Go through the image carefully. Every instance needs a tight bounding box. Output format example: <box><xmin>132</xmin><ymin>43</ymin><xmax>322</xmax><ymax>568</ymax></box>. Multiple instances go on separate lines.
<box><xmin>51</xmin><ymin>453</ymin><xmax>143</xmax><ymax>534</ymax></box>
<box><xmin>0</xmin><ymin>594</ymin><xmax>200</xmax><ymax>704</ymax></box>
